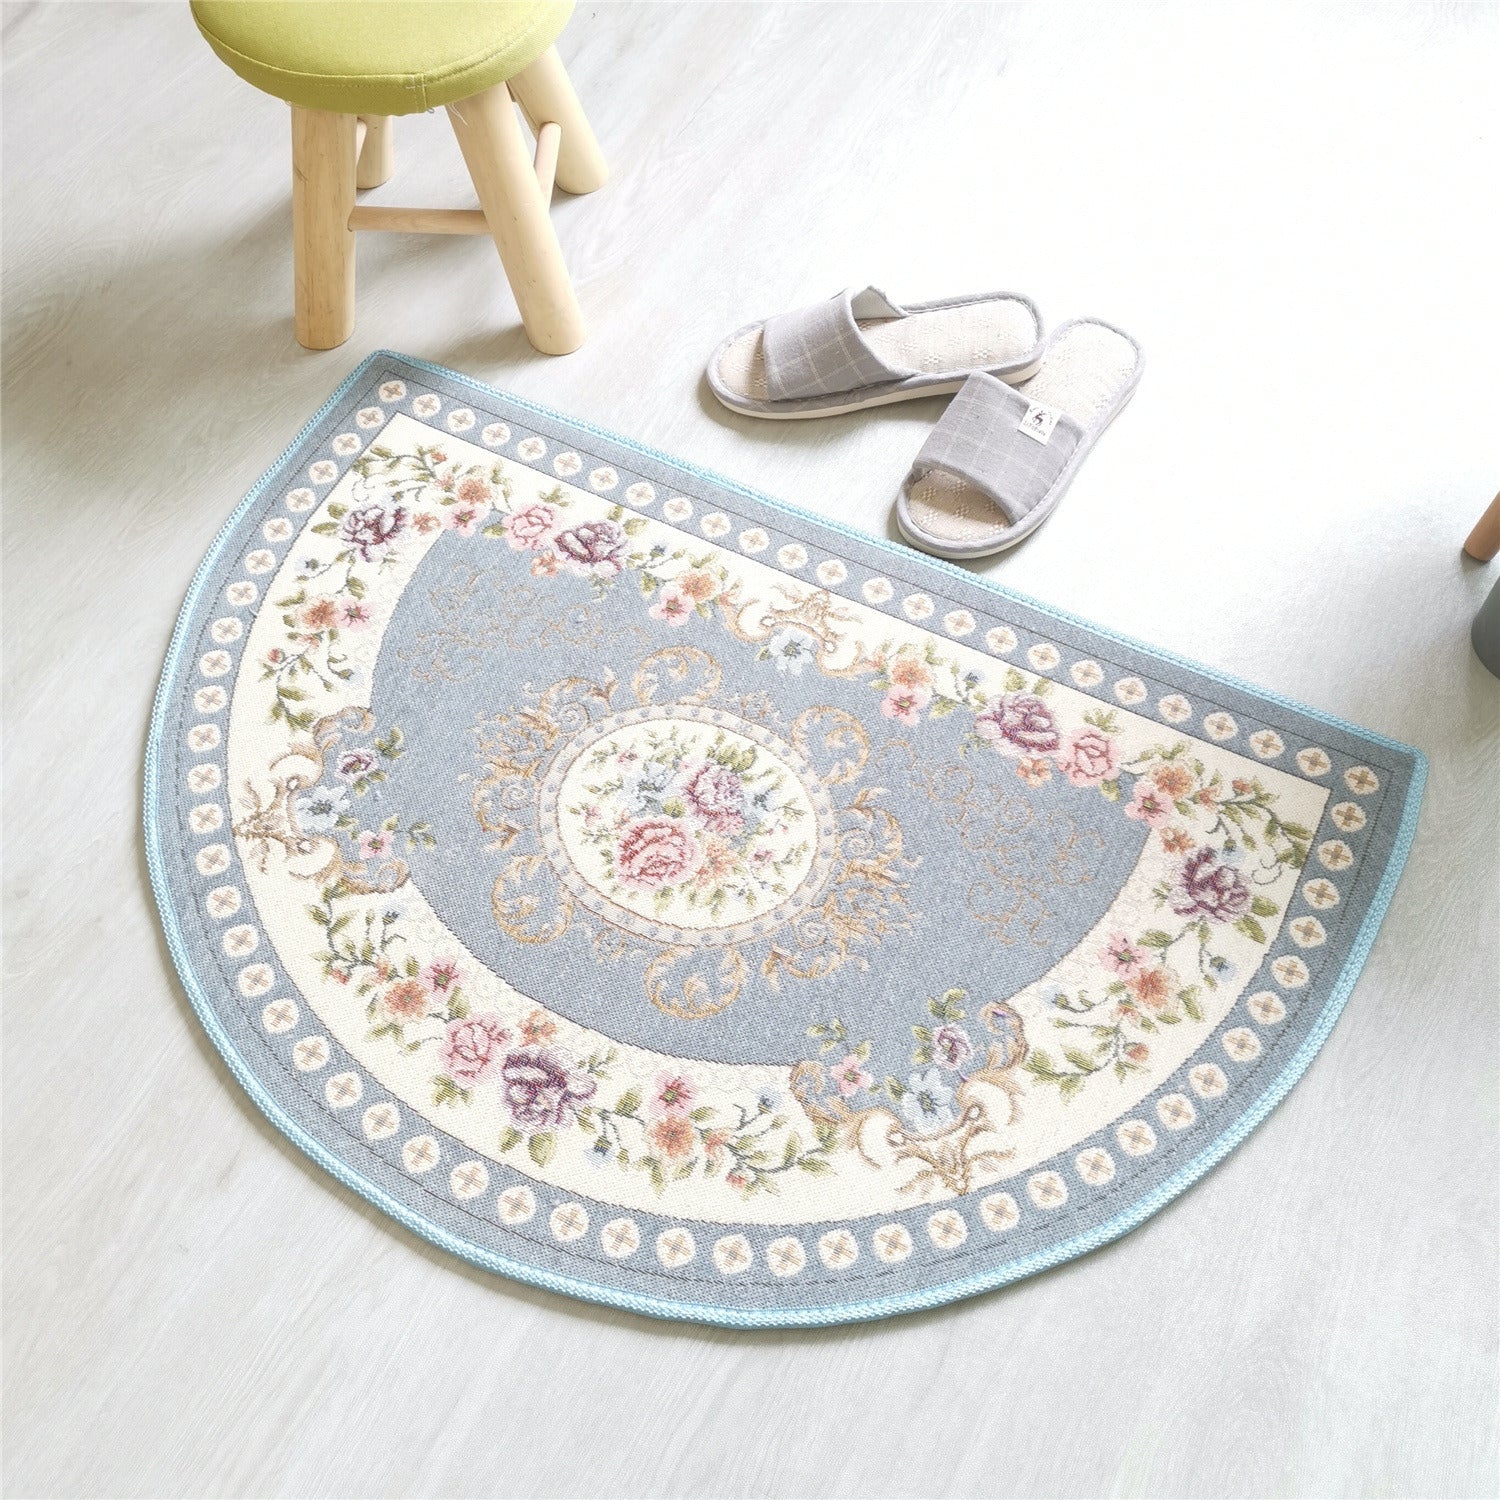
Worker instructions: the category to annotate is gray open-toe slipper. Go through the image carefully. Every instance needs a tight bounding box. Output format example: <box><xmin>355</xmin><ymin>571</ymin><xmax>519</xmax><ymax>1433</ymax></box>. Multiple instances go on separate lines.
<box><xmin>894</xmin><ymin>318</ymin><xmax>1144</xmax><ymax>559</ymax></box>
<box><xmin>707</xmin><ymin>287</ymin><xmax>1044</xmax><ymax>420</ymax></box>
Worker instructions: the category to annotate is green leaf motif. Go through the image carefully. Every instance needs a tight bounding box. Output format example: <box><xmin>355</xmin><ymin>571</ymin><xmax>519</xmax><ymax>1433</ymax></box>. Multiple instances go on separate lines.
<box><xmin>1234</xmin><ymin>915</ymin><xmax>1267</xmax><ymax>944</ymax></box>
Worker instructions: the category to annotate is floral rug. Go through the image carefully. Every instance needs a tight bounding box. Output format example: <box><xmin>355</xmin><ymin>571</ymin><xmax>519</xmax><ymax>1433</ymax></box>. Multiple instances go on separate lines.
<box><xmin>146</xmin><ymin>354</ymin><xmax>1424</xmax><ymax>1327</ymax></box>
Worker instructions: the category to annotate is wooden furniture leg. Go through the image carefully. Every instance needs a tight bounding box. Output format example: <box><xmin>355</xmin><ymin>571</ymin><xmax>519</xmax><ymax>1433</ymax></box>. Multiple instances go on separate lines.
<box><xmin>1463</xmin><ymin>490</ymin><xmax>1500</xmax><ymax>563</ymax></box>
<box><xmin>291</xmin><ymin>107</ymin><xmax>357</xmax><ymax>350</ymax></box>
<box><xmin>356</xmin><ymin>115</ymin><xmax>395</xmax><ymax>190</ymax></box>
<box><xmin>446</xmin><ymin>82</ymin><xmax>584</xmax><ymax>355</ymax></box>
<box><xmin>506</xmin><ymin>44</ymin><xmax>608</xmax><ymax>195</ymax></box>
<box><xmin>532</xmin><ymin>121</ymin><xmax>561</xmax><ymax>201</ymax></box>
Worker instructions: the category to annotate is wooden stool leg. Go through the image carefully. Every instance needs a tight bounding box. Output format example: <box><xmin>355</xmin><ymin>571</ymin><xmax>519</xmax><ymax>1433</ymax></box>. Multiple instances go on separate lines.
<box><xmin>356</xmin><ymin>115</ymin><xmax>395</xmax><ymax>190</ymax></box>
<box><xmin>1463</xmin><ymin>490</ymin><xmax>1500</xmax><ymax>563</ymax></box>
<box><xmin>291</xmin><ymin>108</ymin><xmax>357</xmax><ymax>350</ymax></box>
<box><xmin>506</xmin><ymin>45</ymin><xmax>608</xmax><ymax>195</ymax></box>
<box><xmin>446</xmin><ymin>82</ymin><xmax>584</xmax><ymax>355</ymax></box>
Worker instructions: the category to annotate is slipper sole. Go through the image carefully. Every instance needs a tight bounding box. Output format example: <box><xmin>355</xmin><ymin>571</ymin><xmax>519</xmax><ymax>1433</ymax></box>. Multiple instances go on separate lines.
<box><xmin>709</xmin><ymin>357</ymin><xmax>1046</xmax><ymax>422</ymax></box>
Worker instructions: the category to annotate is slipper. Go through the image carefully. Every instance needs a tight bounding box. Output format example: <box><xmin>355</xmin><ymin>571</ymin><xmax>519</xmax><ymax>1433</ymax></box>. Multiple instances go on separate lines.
<box><xmin>707</xmin><ymin>287</ymin><xmax>1045</xmax><ymax>420</ymax></box>
<box><xmin>894</xmin><ymin>318</ymin><xmax>1143</xmax><ymax>559</ymax></box>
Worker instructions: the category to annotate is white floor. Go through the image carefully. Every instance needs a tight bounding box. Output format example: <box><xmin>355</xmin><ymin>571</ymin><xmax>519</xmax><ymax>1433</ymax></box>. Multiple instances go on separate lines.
<box><xmin>4</xmin><ymin>4</ymin><xmax>1498</xmax><ymax>1497</ymax></box>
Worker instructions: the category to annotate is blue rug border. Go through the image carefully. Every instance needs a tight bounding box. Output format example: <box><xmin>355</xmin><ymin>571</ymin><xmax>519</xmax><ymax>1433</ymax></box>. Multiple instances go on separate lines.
<box><xmin>144</xmin><ymin>350</ymin><xmax>1427</xmax><ymax>1329</ymax></box>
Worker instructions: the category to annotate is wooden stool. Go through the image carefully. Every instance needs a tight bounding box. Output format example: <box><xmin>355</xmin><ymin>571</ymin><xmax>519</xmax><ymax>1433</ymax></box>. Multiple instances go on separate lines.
<box><xmin>1463</xmin><ymin>489</ymin><xmax>1500</xmax><ymax>563</ymax></box>
<box><xmin>192</xmin><ymin>1</ymin><xmax>606</xmax><ymax>355</ymax></box>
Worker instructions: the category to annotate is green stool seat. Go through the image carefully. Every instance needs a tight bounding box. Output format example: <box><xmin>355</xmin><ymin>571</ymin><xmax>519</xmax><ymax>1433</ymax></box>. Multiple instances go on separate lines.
<box><xmin>191</xmin><ymin>0</ymin><xmax>573</xmax><ymax>115</ymax></box>
<box><xmin>190</xmin><ymin>0</ymin><xmax>605</xmax><ymax>355</ymax></box>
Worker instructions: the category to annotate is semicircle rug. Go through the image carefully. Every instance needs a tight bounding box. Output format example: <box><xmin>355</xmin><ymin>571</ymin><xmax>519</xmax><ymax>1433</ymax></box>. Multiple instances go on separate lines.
<box><xmin>146</xmin><ymin>353</ymin><xmax>1424</xmax><ymax>1328</ymax></box>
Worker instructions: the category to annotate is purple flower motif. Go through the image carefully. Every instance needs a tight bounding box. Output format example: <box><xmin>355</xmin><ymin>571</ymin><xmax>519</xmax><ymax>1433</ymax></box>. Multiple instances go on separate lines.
<box><xmin>974</xmin><ymin>692</ymin><xmax>1061</xmax><ymax>758</ymax></box>
<box><xmin>682</xmin><ymin>761</ymin><xmax>745</xmax><ymax>835</ymax></box>
<box><xmin>931</xmin><ymin>1023</ymin><xmax>974</xmax><ymax>1070</ymax></box>
<box><xmin>1169</xmin><ymin>847</ymin><xmax>1251</xmax><ymax>922</ymax></box>
<box><xmin>553</xmin><ymin>519</ymin><xmax>626</xmax><ymax>579</ymax></box>
<box><xmin>500</xmin><ymin>1045</ymin><xmax>597</xmax><ymax>1131</ymax></box>
<box><xmin>335</xmin><ymin>749</ymin><xmax>376</xmax><ymax>781</ymax></box>
<box><xmin>339</xmin><ymin>502</ymin><xmax>407</xmax><ymax>561</ymax></box>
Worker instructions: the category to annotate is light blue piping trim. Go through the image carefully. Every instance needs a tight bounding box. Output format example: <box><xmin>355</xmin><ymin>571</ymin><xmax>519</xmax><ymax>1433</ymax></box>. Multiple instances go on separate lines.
<box><xmin>144</xmin><ymin>351</ymin><xmax>1427</xmax><ymax>1331</ymax></box>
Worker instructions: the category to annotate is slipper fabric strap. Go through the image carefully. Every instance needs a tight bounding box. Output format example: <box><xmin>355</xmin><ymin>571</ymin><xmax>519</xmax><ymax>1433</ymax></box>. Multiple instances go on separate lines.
<box><xmin>760</xmin><ymin>289</ymin><xmax>916</xmax><ymax>402</ymax></box>
<box><xmin>906</xmin><ymin>373</ymin><xmax>1084</xmax><ymax>526</ymax></box>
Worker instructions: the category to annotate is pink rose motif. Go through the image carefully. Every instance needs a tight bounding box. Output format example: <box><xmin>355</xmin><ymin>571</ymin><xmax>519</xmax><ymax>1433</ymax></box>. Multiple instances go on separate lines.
<box><xmin>553</xmin><ymin>519</ymin><xmax>626</xmax><ymax>578</ymax></box>
<box><xmin>500</xmin><ymin>1045</ymin><xmax>597</xmax><ymax>1130</ymax></box>
<box><xmin>441</xmin><ymin>1013</ymin><xmax>510</xmax><ymax>1088</ymax></box>
<box><xmin>505</xmin><ymin>501</ymin><xmax>558</xmax><ymax>551</ymax></box>
<box><xmin>1056</xmin><ymin>726</ymin><xmax>1119</xmax><ymax>787</ymax></box>
<box><xmin>653</xmin><ymin>1072</ymin><xmax>697</xmax><ymax>1116</ymax></box>
<box><xmin>974</xmin><ymin>692</ymin><xmax>1061</xmax><ymax>757</ymax></box>
<box><xmin>356</xmin><ymin>829</ymin><xmax>392</xmax><ymax>860</ymax></box>
<box><xmin>444</xmin><ymin>504</ymin><xmax>486</xmax><ymax>537</ymax></box>
<box><xmin>1101</xmin><ymin>932</ymin><xmax>1147</xmax><ymax>975</ymax></box>
<box><xmin>338</xmin><ymin>502</ymin><xmax>407</xmax><ymax>561</ymax></box>
<box><xmin>422</xmin><ymin>958</ymin><xmax>461</xmax><ymax>995</ymax></box>
<box><xmin>615</xmin><ymin>817</ymin><xmax>700</xmax><ymax>891</ymax></box>
<box><xmin>682</xmin><ymin>762</ymin><xmax>745</xmax><ymax>835</ymax></box>
<box><xmin>831</xmin><ymin>1054</ymin><xmax>873</xmax><ymax>1097</ymax></box>
<box><xmin>1125</xmin><ymin>777</ymin><xmax>1174</xmax><ymax>826</ymax></box>
<box><xmin>648</xmin><ymin>585</ymin><xmax>693</xmax><ymax>626</ymax></box>
<box><xmin>881</xmin><ymin>685</ymin><xmax>930</xmax><ymax>727</ymax></box>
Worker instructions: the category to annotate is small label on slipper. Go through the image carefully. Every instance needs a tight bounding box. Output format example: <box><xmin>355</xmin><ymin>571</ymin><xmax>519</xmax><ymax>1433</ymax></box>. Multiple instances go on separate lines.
<box><xmin>1017</xmin><ymin>401</ymin><xmax>1061</xmax><ymax>445</ymax></box>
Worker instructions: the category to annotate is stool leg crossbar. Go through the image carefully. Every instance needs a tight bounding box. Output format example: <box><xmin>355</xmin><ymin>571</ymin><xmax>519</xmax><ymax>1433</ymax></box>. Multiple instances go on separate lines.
<box><xmin>289</xmin><ymin>45</ymin><xmax>603</xmax><ymax>356</ymax></box>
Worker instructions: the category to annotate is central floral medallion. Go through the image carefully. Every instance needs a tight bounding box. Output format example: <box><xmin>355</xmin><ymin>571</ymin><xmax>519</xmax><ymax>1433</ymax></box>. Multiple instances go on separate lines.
<box><xmin>540</xmin><ymin>706</ymin><xmax>836</xmax><ymax>947</ymax></box>
<box><xmin>471</xmin><ymin>645</ymin><xmax>916</xmax><ymax>1019</ymax></box>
